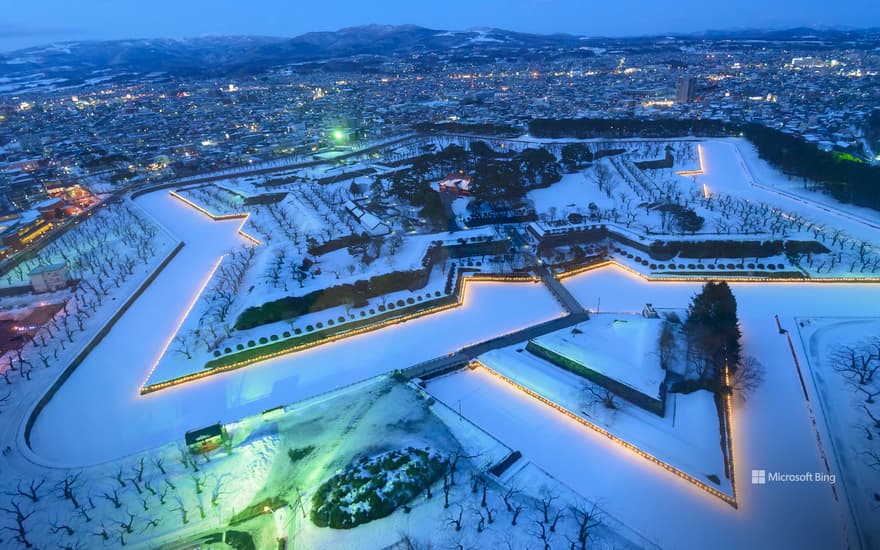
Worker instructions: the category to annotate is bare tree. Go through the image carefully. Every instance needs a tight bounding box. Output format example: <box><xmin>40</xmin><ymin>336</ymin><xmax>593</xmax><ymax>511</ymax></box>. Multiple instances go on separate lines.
<box><xmin>49</xmin><ymin>516</ymin><xmax>75</xmax><ymax>536</ymax></box>
<box><xmin>831</xmin><ymin>341</ymin><xmax>880</xmax><ymax>403</ymax></box>
<box><xmin>56</xmin><ymin>474</ymin><xmax>81</xmax><ymax>509</ymax></box>
<box><xmin>728</xmin><ymin>355</ymin><xmax>765</xmax><ymax>402</ymax></box>
<box><xmin>570</xmin><ymin>502</ymin><xmax>602</xmax><ymax>550</ymax></box>
<box><xmin>0</xmin><ymin>500</ymin><xmax>35</xmax><ymax>548</ymax></box>
<box><xmin>5</xmin><ymin>479</ymin><xmax>44</xmax><ymax>503</ymax></box>
<box><xmin>582</xmin><ymin>384</ymin><xmax>622</xmax><ymax>413</ymax></box>
<box><xmin>446</xmin><ymin>503</ymin><xmax>463</xmax><ymax>532</ymax></box>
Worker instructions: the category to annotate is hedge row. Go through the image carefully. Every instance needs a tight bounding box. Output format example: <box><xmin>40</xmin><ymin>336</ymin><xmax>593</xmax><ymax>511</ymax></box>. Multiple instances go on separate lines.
<box><xmin>647</xmin><ymin>240</ymin><xmax>829</xmax><ymax>261</ymax></box>
<box><xmin>235</xmin><ymin>269</ymin><xmax>429</xmax><ymax>330</ymax></box>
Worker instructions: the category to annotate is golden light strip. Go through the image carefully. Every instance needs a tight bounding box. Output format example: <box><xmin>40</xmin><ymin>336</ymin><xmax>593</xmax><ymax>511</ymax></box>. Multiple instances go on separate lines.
<box><xmin>140</xmin><ymin>273</ymin><xmax>539</xmax><ymax>394</ymax></box>
<box><xmin>138</xmin><ymin>255</ymin><xmax>226</xmax><ymax>392</ymax></box>
<box><xmin>676</xmin><ymin>143</ymin><xmax>705</xmax><ymax>176</ymax></box>
<box><xmin>722</xmin><ymin>363</ymin><xmax>738</xmax><ymax>504</ymax></box>
<box><xmin>474</xmin><ymin>359</ymin><xmax>738</xmax><ymax>507</ymax></box>
<box><xmin>168</xmin><ymin>190</ymin><xmax>263</xmax><ymax>245</ymax></box>
<box><xmin>556</xmin><ymin>259</ymin><xmax>880</xmax><ymax>284</ymax></box>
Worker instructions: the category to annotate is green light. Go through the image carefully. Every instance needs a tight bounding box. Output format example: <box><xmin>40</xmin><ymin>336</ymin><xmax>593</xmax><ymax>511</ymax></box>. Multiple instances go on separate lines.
<box><xmin>333</xmin><ymin>129</ymin><xmax>344</xmax><ymax>141</ymax></box>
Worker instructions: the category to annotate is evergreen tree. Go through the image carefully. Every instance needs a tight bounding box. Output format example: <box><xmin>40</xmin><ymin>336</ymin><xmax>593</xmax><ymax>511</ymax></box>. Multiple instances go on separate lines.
<box><xmin>685</xmin><ymin>281</ymin><xmax>742</xmax><ymax>387</ymax></box>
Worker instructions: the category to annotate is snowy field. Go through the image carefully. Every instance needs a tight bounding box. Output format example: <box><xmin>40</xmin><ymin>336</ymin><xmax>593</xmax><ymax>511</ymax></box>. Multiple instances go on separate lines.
<box><xmin>7</xmin><ymin>134</ymin><xmax>880</xmax><ymax>548</ymax></box>
<box><xmin>798</xmin><ymin>317</ymin><xmax>880</xmax><ymax>549</ymax></box>
<box><xmin>529</xmin><ymin>314</ymin><xmax>666</xmax><ymax>399</ymax></box>
<box><xmin>423</xmin><ymin>264</ymin><xmax>880</xmax><ymax>548</ymax></box>
<box><xmin>472</xmin><ymin>344</ymin><xmax>730</xmax><ymax>496</ymax></box>
<box><xmin>28</xmin><ymin>190</ymin><xmax>564</xmax><ymax>465</ymax></box>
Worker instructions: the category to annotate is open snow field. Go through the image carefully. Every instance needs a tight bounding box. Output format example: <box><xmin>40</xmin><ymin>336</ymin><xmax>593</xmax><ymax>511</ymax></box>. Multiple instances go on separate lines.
<box><xmin>474</xmin><ymin>343</ymin><xmax>730</xmax><ymax>495</ymax></box>
<box><xmin>28</xmin><ymin>190</ymin><xmax>564</xmax><ymax>465</ymax></box>
<box><xmin>426</xmin><ymin>263</ymin><xmax>880</xmax><ymax>548</ymax></box>
<box><xmin>12</xmin><ymin>136</ymin><xmax>880</xmax><ymax>548</ymax></box>
<box><xmin>700</xmin><ymin>139</ymin><xmax>880</xmax><ymax>241</ymax></box>
<box><xmin>798</xmin><ymin>317</ymin><xmax>880</xmax><ymax>549</ymax></box>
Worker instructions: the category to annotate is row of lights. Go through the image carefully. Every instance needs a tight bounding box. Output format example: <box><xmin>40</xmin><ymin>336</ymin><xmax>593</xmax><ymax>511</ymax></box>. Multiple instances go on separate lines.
<box><xmin>675</xmin><ymin>144</ymin><xmax>706</xmax><ymax>177</ymax></box>
<box><xmin>557</xmin><ymin>258</ymin><xmax>880</xmax><ymax>284</ymax></box>
<box><xmin>474</xmin><ymin>360</ymin><xmax>739</xmax><ymax>507</ymax></box>
<box><xmin>168</xmin><ymin>190</ymin><xmax>263</xmax><ymax>245</ymax></box>
<box><xmin>141</xmin><ymin>272</ymin><xmax>538</xmax><ymax>394</ymax></box>
<box><xmin>138</xmin><ymin>255</ymin><xmax>226</xmax><ymax>393</ymax></box>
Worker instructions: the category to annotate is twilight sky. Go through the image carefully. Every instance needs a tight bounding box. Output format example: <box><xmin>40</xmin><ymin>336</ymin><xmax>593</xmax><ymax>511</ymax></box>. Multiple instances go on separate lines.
<box><xmin>2</xmin><ymin>0</ymin><xmax>879</xmax><ymax>51</ymax></box>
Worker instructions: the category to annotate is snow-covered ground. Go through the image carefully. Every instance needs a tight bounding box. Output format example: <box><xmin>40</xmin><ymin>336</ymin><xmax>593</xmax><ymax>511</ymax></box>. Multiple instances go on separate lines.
<box><xmin>797</xmin><ymin>317</ymin><xmax>880</xmax><ymax>549</ymax></box>
<box><xmin>471</xmin><ymin>343</ymin><xmax>730</xmax><ymax>495</ymax></box>
<box><xmin>28</xmin><ymin>189</ymin><xmax>564</xmax><ymax>465</ymax></box>
<box><xmin>422</xmin><ymin>263</ymin><xmax>880</xmax><ymax>548</ymax></box>
<box><xmin>529</xmin><ymin>314</ymin><xmax>666</xmax><ymax>399</ymax></box>
<box><xmin>6</xmin><ymin>134</ymin><xmax>880</xmax><ymax>548</ymax></box>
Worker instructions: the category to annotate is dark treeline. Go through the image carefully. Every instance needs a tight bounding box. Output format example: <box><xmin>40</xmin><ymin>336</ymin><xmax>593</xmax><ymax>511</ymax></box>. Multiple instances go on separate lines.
<box><xmin>526</xmin><ymin>118</ymin><xmax>880</xmax><ymax>212</ymax></box>
<box><xmin>741</xmin><ymin>123</ymin><xmax>880</xmax><ymax>210</ymax></box>
<box><xmin>528</xmin><ymin>118</ymin><xmax>734</xmax><ymax>139</ymax></box>
<box><xmin>413</xmin><ymin>121</ymin><xmax>523</xmax><ymax>137</ymax></box>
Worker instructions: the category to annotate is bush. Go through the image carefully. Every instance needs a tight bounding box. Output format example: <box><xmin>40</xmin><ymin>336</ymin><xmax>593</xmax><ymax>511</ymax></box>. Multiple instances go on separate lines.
<box><xmin>316</xmin><ymin>322</ymin><xmax>324</xmax><ymax>329</ymax></box>
<box><xmin>225</xmin><ymin>530</ymin><xmax>256</xmax><ymax>550</ymax></box>
<box><xmin>282</xmin><ymin>331</ymin><xmax>291</xmax><ymax>338</ymax></box>
<box><xmin>310</xmin><ymin>447</ymin><xmax>445</xmax><ymax>529</ymax></box>
<box><xmin>259</xmin><ymin>337</ymin><xmax>268</xmax><ymax>344</ymax></box>
<box><xmin>306</xmin><ymin>325</ymin><xmax>314</xmax><ymax>332</ymax></box>
<box><xmin>328</xmin><ymin>319</ymin><xmax>335</xmax><ymax>326</ymax></box>
<box><xmin>396</xmin><ymin>299</ymin><xmax>405</xmax><ymax>307</ymax></box>
<box><xmin>270</xmin><ymin>334</ymin><xmax>279</xmax><ymax>341</ymax></box>
<box><xmin>236</xmin><ymin>344</ymin><xmax>244</xmax><ymax>351</ymax></box>
<box><xmin>213</xmin><ymin>350</ymin><xmax>221</xmax><ymax>357</ymax></box>
<box><xmin>224</xmin><ymin>347</ymin><xmax>232</xmax><ymax>354</ymax></box>
<box><xmin>234</xmin><ymin>269</ymin><xmax>430</xmax><ymax>330</ymax></box>
<box><xmin>338</xmin><ymin>316</ymin><xmax>345</xmax><ymax>323</ymax></box>
<box><xmin>247</xmin><ymin>340</ymin><xmax>256</xmax><ymax>347</ymax></box>
<box><xmin>288</xmin><ymin>445</ymin><xmax>315</xmax><ymax>464</ymax></box>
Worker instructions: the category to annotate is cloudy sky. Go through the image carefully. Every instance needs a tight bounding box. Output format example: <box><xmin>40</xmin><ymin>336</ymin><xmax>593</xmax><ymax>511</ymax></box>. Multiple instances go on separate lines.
<box><xmin>2</xmin><ymin>0</ymin><xmax>878</xmax><ymax>51</ymax></box>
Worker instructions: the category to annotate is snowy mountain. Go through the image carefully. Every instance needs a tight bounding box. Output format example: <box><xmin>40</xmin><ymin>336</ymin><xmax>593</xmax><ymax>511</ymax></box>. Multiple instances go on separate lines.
<box><xmin>0</xmin><ymin>25</ymin><xmax>878</xmax><ymax>94</ymax></box>
<box><xmin>0</xmin><ymin>25</ymin><xmax>586</xmax><ymax>84</ymax></box>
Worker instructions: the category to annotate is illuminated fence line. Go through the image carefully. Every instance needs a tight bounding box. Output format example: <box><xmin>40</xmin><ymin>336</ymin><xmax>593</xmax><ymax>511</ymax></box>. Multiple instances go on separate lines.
<box><xmin>138</xmin><ymin>256</ymin><xmax>226</xmax><ymax>392</ymax></box>
<box><xmin>556</xmin><ymin>259</ymin><xmax>880</xmax><ymax>284</ymax></box>
<box><xmin>676</xmin><ymin>143</ymin><xmax>706</xmax><ymax>176</ymax></box>
<box><xmin>168</xmin><ymin>190</ymin><xmax>263</xmax><ymax>245</ymax></box>
<box><xmin>474</xmin><ymin>360</ymin><xmax>738</xmax><ymax>508</ymax></box>
<box><xmin>140</xmin><ymin>273</ymin><xmax>538</xmax><ymax>394</ymax></box>
<box><xmin>721</xmin><ymin>364</ymin><xmax>738</xmax><ymax>506</ymax></box>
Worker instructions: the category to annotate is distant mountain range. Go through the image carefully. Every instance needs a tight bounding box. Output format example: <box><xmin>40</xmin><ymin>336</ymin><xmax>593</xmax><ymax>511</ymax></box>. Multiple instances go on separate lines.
<box><xmin>1</xmin><ymin>24</ymin><xmax>878</xmax><ymax>95</ymax></box>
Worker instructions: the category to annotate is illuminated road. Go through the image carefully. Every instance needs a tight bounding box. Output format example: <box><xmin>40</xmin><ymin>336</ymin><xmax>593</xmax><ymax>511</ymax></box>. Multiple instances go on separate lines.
<box><xmin>27</xmin><ymin>190</ymin><xmax>565</xmax><ymax>465</ymax></box>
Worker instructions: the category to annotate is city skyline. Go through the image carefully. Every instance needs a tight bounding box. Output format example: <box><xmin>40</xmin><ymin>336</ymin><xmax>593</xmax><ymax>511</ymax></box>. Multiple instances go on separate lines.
<box><xmin>3</xmin><ymin>0</ymin><xmax>880</xmax><ymax>51</ymax></box>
